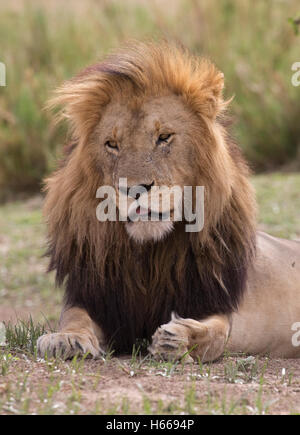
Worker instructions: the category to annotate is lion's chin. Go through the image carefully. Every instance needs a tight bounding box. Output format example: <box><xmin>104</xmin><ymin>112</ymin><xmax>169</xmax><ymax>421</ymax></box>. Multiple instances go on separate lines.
<box><xmin>125</xmin><ymin>221</ymin><xmax>174</xmax><ymax>244</ymax></box>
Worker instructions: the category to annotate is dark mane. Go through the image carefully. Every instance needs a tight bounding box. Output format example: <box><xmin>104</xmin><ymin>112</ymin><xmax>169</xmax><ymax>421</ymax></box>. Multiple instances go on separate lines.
<box><xmin>48</xmin><ymin>222</ymin><xmax>254</xmax><ymax>353</ymax></box>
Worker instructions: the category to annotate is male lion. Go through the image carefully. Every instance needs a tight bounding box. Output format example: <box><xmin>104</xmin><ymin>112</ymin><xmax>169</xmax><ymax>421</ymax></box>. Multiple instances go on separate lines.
<box><xmin>37</xmin><ymin>41</ymin><xmax>300</xmax><ymax>362</ymax></box>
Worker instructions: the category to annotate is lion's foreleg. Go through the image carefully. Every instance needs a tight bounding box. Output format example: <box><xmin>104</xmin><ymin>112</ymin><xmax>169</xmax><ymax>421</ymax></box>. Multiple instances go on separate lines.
<box><xmin>149</xmin><ymin>313</ymin><xmax>231</xmax><ymax>363</ymax></box>
<box><xmin>37</xmin><ymin>307</ymin><xmax>105</xmax><ymax>359</ymax></box>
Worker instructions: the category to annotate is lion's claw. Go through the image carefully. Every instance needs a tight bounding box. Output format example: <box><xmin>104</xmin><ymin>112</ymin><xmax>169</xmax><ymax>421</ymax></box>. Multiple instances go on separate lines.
<box><xmin>148</xmin><ymin>324</ymin><xmax>194</xmax><ymax>363</ymax></box>
<box><xmin>37</xmin><ymin>332</ymin><xmax>102</xmax><ymax>360</ymax></box>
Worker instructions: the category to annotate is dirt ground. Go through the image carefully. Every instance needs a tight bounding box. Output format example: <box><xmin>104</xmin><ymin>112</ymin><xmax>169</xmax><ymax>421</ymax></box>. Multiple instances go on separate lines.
<box><xmin>1</xmin><ymin>336</ymin><xmax>300</xmax><ymax>415</ymax></box>
<box><xmin>1</xmin><ymin>306</ymin><xmax>300</xmax><ymax>415</ymax></box>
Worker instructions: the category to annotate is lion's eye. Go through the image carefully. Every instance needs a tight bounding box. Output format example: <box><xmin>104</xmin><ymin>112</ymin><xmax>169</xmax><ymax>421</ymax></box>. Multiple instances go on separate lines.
<box><xmin>156</xmin><ymin>133</ymin><xmax>173</xmax><ymax>145</ymax></box>
<box><xmin>105</xmin><ymin>140</ymin><xmax>119</xmax><ymax>153</ymax></box>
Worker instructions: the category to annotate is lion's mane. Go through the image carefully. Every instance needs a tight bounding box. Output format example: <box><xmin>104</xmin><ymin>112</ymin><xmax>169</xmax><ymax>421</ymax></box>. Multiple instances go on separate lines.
<box><xmin>45</xmin><ymin>41</ymin><xmax>257</xmax><ymax>352</ymax></box>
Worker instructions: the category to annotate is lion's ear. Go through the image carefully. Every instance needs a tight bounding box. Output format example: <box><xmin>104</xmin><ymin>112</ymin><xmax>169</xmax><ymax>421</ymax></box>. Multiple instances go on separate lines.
<box><xmin>187</xmin><ymin>61</ymin><xmax>229</xmax><ymax>120</ymax></box>
<box><xmin>202</xmin><ymin>70</ymin><xmax>225</xmax><ymax>119</ymax></box>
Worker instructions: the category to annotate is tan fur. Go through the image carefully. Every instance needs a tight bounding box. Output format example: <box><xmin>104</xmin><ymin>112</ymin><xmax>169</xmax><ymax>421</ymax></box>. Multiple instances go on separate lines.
<box><xmin>37</xmin><ymin>308</ymin><xmax>104</xmax><ymax>359</ymax></box>
<box><xmin>37</xmin><ymin>41</ymin><xmax>300</xmax><ymax>362</ymax></box>
<box><xmin>228</xmin><ymin>232</ymin><xmax>300</xmax><ymax>358</ymax></box>
<box><xmin>149</xmin><ymin>313</ymin><xmax>231</xmax><ymax>363</ymax></box>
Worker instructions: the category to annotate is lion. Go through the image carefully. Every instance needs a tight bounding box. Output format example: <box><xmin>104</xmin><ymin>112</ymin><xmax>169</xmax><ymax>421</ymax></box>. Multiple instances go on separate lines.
<box><xmin>37</xmin><ymin>41</ymin><xmax>300</xmax><ymax>362</ymax></box>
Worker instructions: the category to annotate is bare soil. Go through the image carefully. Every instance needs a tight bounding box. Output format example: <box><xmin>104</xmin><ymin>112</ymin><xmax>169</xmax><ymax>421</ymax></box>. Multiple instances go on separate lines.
<box><xmin>1</xmin><ymin>349</ymin><xmax>300</xmax><ymax>415</ymax></box>
<box><xmin>1</xmin><ymin>306</ymin><xmax>300</xmax><ymax>415</ymax></box>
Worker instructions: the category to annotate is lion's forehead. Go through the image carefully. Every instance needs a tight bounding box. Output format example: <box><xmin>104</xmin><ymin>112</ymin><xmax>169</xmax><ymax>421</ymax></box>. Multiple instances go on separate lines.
<box><xmin>98</xmin><ymin>94</ymin><xmax>195</xmax><ymax>138</ymax></box>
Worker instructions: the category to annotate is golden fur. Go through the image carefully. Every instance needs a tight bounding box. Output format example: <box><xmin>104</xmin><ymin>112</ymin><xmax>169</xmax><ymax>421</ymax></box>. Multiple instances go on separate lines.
<box><xmin>37</xmin><ymin>41</ymin><xmax>262</xmax><ymax>359</ymax></box>
<box><xmin>45</xmin><ymin>41</ymin><xmax>256</xmax><ymax>294</ymax></box>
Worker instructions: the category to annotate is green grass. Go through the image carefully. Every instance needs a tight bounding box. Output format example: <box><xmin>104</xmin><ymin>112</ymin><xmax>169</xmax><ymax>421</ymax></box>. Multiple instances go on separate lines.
<box><xmin>253</xmin><ymin>173</ymin><xmax>300</xmax><ymax>239</ymax></box>
<box><xmin>0</xmin><ymin>0</ymin><xmax>299</xmax><ymax>199</ymax></box>
<box><xmin>4</xmin><ymin>317</ymin><xmax>47</xmax><ymax>355</ymax></box>
<box><xmin>0</xmin><ymin>196</ymin><xmax>59</xmax><ymax>321</ymax></box>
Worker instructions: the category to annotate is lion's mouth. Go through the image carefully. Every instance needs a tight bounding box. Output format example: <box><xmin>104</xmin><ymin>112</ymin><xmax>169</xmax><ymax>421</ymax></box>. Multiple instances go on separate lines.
<box><xmin>127</xmin><ymin>206</ymin><xmax>174</xmax><ymax>223</ymax></box>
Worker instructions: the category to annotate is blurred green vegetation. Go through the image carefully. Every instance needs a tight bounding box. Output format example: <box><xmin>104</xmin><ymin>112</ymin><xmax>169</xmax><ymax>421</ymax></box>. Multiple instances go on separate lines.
<box><xmin>0</xmin><ymin>0</ymin><xmax>299</xmax><ymax>199</ymax></box>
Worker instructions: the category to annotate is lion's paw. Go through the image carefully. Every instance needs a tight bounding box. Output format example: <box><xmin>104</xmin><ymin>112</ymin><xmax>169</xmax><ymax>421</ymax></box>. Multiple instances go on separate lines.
<box><xmin>148</xmin><ymin>321</ymin><xmax>194</xmax><ymax>363</ymax></box>
<box><xmin>37</xmin><ymin>332</ymin><xmax>102</xmax><ymax>360</ymax></box>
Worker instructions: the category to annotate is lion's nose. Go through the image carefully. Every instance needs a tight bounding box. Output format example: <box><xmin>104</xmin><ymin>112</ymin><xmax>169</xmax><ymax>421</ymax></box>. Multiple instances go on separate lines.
<box><xmin>128</xmin><ymin>181</ymin><xmax>155</xmax><ymax>199</ymax></box>
<box><xmin>118</xmin><ymin>180</ymin><xmax>155</xmax><ymax>197</ymax></box>
<box><xmin>138</xmin><ymin>181</ymin><xmax>154</xmax><ymax>192</ymax></box>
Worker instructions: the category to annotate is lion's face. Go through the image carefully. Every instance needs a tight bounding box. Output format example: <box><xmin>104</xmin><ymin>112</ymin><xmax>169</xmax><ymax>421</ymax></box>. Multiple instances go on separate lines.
<box><xmin>92</xmin><ymin>93</ymin><xmax>201</xmax><ymax>243</ymax></box>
